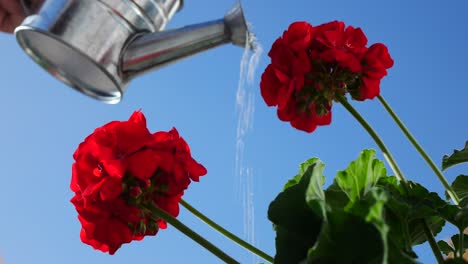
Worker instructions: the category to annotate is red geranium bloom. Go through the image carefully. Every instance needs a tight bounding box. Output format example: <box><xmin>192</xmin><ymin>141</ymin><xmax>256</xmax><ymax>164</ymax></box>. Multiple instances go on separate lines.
<box><xmin>70</xmin><ymin>111</ymin><xmax>207</xmax><ymax>254</ymax></box>
<box><xmin>260</xmin><ymin>20</ymin><xmax>393</xmax><ymax>133</ymax></box>
<box><xmin>354</xmin><ymin>43</ymin><xmax>394</xmax><ymax>100</ymax></box>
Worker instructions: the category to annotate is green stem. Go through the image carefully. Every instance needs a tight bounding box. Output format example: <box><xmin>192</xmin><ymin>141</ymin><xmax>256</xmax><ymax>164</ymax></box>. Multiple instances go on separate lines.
<box><xmin>377</xmin><ymin>95</ymin><xmax>460</xmax><ymax>205</ymax></box>
<box><xmin>148</xmin><ymin>203</ymin><xmax>240</xmax><ymax>264</ymax></box>
<box><xmin>459</xmin><ymin>228</ymin><xmax>464</xmax><ymax>259</ymax></box>
<box><xmin>338</xmin><ymin>96</ymin><xmax>443</xmax><ymax>262</ymax></box>
<box><xmin>421</xmin><ymin>219</ymin><xmax>445</xmax><ymax>264</ymax></box>
<box><xmin>338</xmin><ymin>96</ymin><xmax>408</xmax><ymax>184</ymax></box>
<box><xmin>181</xmin><ymin>199</ymin><xmax>274</xmax><ymax>263</ymax></box>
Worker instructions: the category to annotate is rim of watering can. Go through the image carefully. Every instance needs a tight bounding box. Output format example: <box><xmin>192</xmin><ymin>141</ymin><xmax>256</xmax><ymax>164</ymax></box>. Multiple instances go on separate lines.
<box><xmin>178</xmin><ymin>0</ymin><xmax>184</xmax><ymax>11</ymax></box>
<box><xmin>15</xmin><ymin>25</ymin><xmax>123</xmax><ymax>104</ymax></box>
<box><xmin>19</xmin><ymin>0</ymin><xmax>185</xmax><ymax>16</ymax></box>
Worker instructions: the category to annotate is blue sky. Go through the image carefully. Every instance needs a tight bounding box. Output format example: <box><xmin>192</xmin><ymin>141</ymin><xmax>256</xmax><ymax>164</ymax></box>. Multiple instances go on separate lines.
<box><xmin>1</xmin><ymin>0</ymin><xmax>468</xmax><ymax>263</ymax></box>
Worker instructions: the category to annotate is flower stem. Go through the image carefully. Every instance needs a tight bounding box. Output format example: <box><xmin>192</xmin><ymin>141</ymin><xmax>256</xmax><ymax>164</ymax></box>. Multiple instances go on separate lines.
<box><xmin>459</xmin><ymin>228</ymin><xmax>465</xmax><ymax>259</ymax></box>
<box><xmin>148</xmin><ymin>203</ymin><xmax>240</xmax><ymax>264</ymax></box>
<box><xmin>338</xmin><ymin>96</ymin><xmax>408</xmax><ymax>184</ymax></box>
<box><xmin>181</xmin><ymin>199</ymin><xmax>274</xmax><ymax>263</ymax></box>
<box><xmin>338</xmin><ymin>96</ymin><xmax>443</xmax><ymax>262</ymax></box>
<box><xmin>421</xmin><ymin>219</ymin><xmax>445</xmax><ymax>264</ymax></box>
<box><xmin>377</xmin><ymin>95</ymin><xmax>460</xmax><ymax>205</ymax></box>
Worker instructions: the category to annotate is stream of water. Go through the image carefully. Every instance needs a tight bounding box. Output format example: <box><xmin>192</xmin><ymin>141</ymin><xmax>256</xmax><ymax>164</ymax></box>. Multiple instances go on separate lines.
<box><xmin>235</xmin><ymin>26</ymin><xmax>262</xmax><ymax>262</ymax></box>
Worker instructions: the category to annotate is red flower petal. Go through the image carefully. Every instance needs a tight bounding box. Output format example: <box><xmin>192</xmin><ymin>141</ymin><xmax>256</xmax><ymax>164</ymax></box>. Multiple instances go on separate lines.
<box><xmin>365</xmin><ymin>43</ymin><xmax>394</xmax><ymax>69</ymax></box>
<box><xmin>316</xmin><ymin>111</ymin><xmax>332</xmax><ymax>126</ymax></box>
<box><xmin>282</xmin><ymin>21</ymin><xmax>314</xmax><ymax>52</ymax></box>
<box><xmin>80</xmin><ymin>229</ymin><xmax>111</xmax><ymax>254</ymax></box>
<box><xmin>128</xmin><ymin>110</ymin><xmax>147</xmax><ymax>127</ymax></box>
<box><xmin>319</xmin><ymin>49</ymin><xmax>362</xmax><ymax>73</ymax></box>
<box><xmin>260</xmin><ymin>64</ymin><xmax>282</xmax><ymax>106</ymax></box>
<box><xmin>183</xmin><ymin>157</ymin><xmax>208</xmax><ymax>182</ymax></box>
<box><xmin>101</xmin><ymin>159</ymin><xmax>126</xmax><ymax>178</ymax></box>
<box><xmin>98</xmin><ymin>177</ymin><xmax>123</xmax><ymax>201</ymax></box>
<box><xmin>344</xmin><ymin>27</ymin><xmax>368</xmax><ymax>53</ymax></box>
<box><xmin>269</xmin><ymin>38</ymin><xmax>297</xmax><ymax>75</ymax></box>
<box><xmin>358</xmin><ymin>77</ymin><xmax>381</xmax><ymax>100</ymax></box>
<box><xmin>114</xmin><ymin>122</ymin><xmax>151</xmax><ymax>154</ymax></box>
<box><xmin>291</xmin><ymin>114</ymin><xmax>319</xmax><ymax>133</ymax></box>
<box><xmin>126</xmin><ymin>150</ymin><xmax>160</xmax><ymax>180</ymax></box>
<box><xmin>71</xmin><ymin>111</ymin><xmax>206</xmax><ymax>255</ymax></box>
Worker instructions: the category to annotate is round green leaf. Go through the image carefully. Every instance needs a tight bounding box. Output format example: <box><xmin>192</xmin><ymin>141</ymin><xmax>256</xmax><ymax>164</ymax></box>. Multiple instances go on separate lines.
<box><xmin>442</xmin><ymin>141</ymin><xmax>468</xmax><ymax>171</ymax></box>
<box><xmin>268</xmin><ymin>159</ymin><xmax>324</xmax><ymax>264</ymax></box>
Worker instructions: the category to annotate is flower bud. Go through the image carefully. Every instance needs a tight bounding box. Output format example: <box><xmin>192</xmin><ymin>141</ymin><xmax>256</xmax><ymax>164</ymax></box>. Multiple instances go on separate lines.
<box><xmin>129</xmin><ymin>186</ymin><xmax>143</xmax><ymax>198</ymax></box>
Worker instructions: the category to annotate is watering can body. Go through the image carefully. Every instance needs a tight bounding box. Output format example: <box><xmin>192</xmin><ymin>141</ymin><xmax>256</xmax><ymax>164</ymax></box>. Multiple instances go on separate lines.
<box><xmin>15</xmin><ymin>0</ymin><xmax>248</xmax><ymax>103</ymax></box>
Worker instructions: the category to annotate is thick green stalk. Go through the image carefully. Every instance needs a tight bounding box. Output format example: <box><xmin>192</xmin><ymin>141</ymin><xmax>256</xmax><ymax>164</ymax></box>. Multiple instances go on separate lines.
<box><xmin>421</xmin><ymin>219</ymin><xmax>445</xmax><ymax>264</ymax></box>
<box><xmin>148</xmin><ymin>203</ymin><xmax>240</xmax><ymax>264</ymax></box>
<box><xmin>338</xmin><ymin>96</ymin><xmax>408</xmax><ymax>184</ymax></box>
<box><xmin>377</xmin><ymin>95</ymin><xmax>460</xmax><ymax>205</ymax></box>
<box><xmin>338</xmin><ymin>96</ymin><xmax>442</xmax><ymax>262</ymax></box>
<box><xmin>181</xmin><ymin>199</ymin><xmax>274</xmax><ymax>263</ymax></box>
<box><xmin>459</xmin><ymin>228</ymin><xmax>465</xmax><ymax>259</ymax></box>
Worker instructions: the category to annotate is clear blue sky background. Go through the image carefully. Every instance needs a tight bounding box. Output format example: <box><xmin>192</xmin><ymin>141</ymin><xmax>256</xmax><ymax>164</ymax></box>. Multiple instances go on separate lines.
<box><xmin>1</xmin><ymin>0</ymin><xmax>468</xmax><ymax>263</ymax></box>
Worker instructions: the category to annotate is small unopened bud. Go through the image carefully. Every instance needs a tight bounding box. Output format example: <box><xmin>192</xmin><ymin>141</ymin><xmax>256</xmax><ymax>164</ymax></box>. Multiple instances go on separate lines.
<box><xmin>138</xmin><ymin>221</ymin><xmax>147</xmax><ymax>235</ymax></box>
<box><xmin>141</xmin><ymin>179</ymin><xmax>152</xmax><ymax>189</ymax></box>
<box><xmin>338</xmin><ymin>81</ymin><xmax>346</xmax><ymax>89</ymax></box>
<box><xmin>129</xmin><ymin>186</ymin><xmax>143</xmax><ymax>198</ymax></box>
<box><xmin>316</xmin><ymin>104</ymin><xmax>330</xmax><ymax>117</ymax></box>
<box><xmin>147</xmin><ymin>220</ymin><xmax>159</xmax><ymax>235</ymax></box>
<box><xmin>315</xmin><ymin>82</ymin><xmax>323</xmax><ymax>91</ymax></box>
<box><xmin>155</xmin><ymin>184</ymin><xmax>169</xmax><ymax>193</ymax></box>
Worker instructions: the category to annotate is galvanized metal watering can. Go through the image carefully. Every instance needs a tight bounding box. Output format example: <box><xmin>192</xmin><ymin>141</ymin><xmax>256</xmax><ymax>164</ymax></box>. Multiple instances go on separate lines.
<box><xmin>15</xmin><ymin>0</ymin><xmax>249</xmax><ymax>103</ymax></box>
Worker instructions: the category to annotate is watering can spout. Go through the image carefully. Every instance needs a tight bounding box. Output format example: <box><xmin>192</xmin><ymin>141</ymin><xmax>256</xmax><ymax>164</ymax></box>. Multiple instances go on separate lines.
<box><xmin>122</xmin><ymin>3</ymin><xmax>249</xmax><ymax>79</ymax></box>
<box><xmin>14</xmin><ymin>0</ymin><xmax>249</xmax><ymax>104</ymax></box>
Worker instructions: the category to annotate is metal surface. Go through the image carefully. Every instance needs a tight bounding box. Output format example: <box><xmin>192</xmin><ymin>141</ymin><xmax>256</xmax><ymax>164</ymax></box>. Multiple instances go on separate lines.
<box><xmin>123</xmin><ymin>3</ymin><xmax>249</xmax><ymax>79</ymax></box>
<box><xmin>20</xmin><ymin>0</ymin><xmax>45</xmax><ymax>16</ymax></box>
<box><xmin>15</xmin><ymin>0</ymin><xmax>248</xmax><ymax>104</ymax></box>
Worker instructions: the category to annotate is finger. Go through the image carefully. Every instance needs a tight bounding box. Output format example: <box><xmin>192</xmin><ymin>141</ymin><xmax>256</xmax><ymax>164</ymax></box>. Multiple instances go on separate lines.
<box><xmin>31</xmin><ymin>0</ymin><xmax>44</xmax><ymax>10</ymax></box>
<box><xmin>0</xmin><ymin>13</ymin><xmax>24</xmax><ymax>33</ymax></box>
<box><xmin>0</xmin><ymin>0</ymin><xmax>23</xmax><ymax>15</ymax></box>
<box><xmin>29</xmin><ymin>0</ymin><xmax>45</xmax><ymax>12</ymax></box>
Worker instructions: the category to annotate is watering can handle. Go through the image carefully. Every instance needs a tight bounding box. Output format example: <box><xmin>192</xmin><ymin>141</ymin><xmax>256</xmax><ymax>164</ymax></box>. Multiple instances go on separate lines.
<box><xmin>20</xmin><ymin>0</ymin><xmax>32</xmax><ymax>16</ymax></box>
<box><xmin>20</xmin><ymin>0</ymin><xmax>44</xmax><ymax>16</ymax></box>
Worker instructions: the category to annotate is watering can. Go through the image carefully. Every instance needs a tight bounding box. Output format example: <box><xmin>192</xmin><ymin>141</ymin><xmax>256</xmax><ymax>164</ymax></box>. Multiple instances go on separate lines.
<box><xmin>15</xmin><ymin>0</ymin><xmax>249</xmax><ymax>104</ymax></box>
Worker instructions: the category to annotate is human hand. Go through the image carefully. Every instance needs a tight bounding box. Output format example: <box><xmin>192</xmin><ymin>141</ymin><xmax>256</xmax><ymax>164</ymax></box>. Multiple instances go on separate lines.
<box><xmin>0</xmin><ymin>0</ymin><xmax>25</xmax><ymax>33</ymax></box>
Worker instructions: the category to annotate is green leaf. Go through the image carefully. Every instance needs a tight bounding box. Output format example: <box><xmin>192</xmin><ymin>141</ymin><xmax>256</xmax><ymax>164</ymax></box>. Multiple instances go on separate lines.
<box><xmin>438</xmin><ymin>204</ymin><xmax>468</xmax><ymax>232</ymax></box>
<box><xmin>445</xmin><ymin>259</ymin><xmax>468</xmax><ymax>264</ymax></box>
<box><xmin>406</xmin><ymin>182</ymin><xmax>448</xmax><ymax>221</ymax></box>
<box><xmin>439</xmin><ymin>175</ymin><xmax>468</xmax><ymax>230</ymax></box>
<box><xmin>452</xmin><ymin>175</ymin><xmax>468</xmax><ymax>205</ymax></box>
<box><xmin>323</xmin><ymin>182</ymin><xmax>349</xmax><ymax>208</ymax></box>
<box><xmin>268</xmin><ymin>159</ymin><xmax>324</xmax><ymax>264</ymax></box>
<box><xmin>322</xmin><ymin>150</ymin><xmax>391</xmax><ymax>263</ymax></box>
<box><xmin>382</xmin><ymin>179</ymin><xmax>447</xmax><ymax>241</ymax></box>
<box><xmin>274</xmin><ymin>226</ymin><xmax>314</xmax><ymax>264</ymax></box>
<box><xmin>347</xmin><ymin>185</ymin><xmax>419</xmax><ymax>263</ymax></box>
<box><xmin>409</xmin><ymin>216</ymin><xmax>445</xmax><ymax>245</ymax></box>
<box><xmin>374</xmin><ymin>176</ymin><xmax>449</xmax><ymax>259</ymax></box>
<box><xmin>270</xmin><ymin>151</ymin><xmax>427</xmax><ymax>264</ymax></box>
<box><xmin>279</xmin><ymin>158</ymin><xmax>321</xmax><ymax>191</ymax></box>
<box><xmin>443</xmin><ymin>141</ymin><xmax>468</xmax><ymax>171</ymax></box>
<box><xmin>304</xmin><ymin>160</ymin><xmax>327</xmax><ymax>219</ymax></box>
<box><xmin>449</xmin><ymin>234</ymin><xmax>468</xmax><ymax>254</ymax></box>
<box><xmin>335</xmin><ymin>149</ymin><xmax>386</xmax><ymax>202</ymax></box>
<box><xmin>387</xmin><ymin>240</ymin><xmax>420</xmax><ymax>264</ymax></box>
<box><xmin>307</xmin><ymin>211</ymin><xmax>385</xmax><ymax>264</ymax></box>
<box><xmin>438</xmin><ymin>240</ymin><xmax>455</xmax><ymax>255</ymax></box>
<box><xmin>439</xmin><ymin>234</ymin><xmax>468</xmax><ymax>262</ymax></box>
<box><xmin>347</xmin><ymin>189</ymin><xmax>391</xmax><ymax>263</ymax></box>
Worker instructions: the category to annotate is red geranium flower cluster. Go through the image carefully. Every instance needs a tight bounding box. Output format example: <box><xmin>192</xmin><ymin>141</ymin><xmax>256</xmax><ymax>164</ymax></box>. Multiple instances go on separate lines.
<box><xmin>260</xmin><ymin>21</ymin><xmax>394</xmax><ymax>133</ymax></box>
<box><xmin>70</xmin><ymin>111</ymin><xmax>207</xmax><ymax>254</ymax></box>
